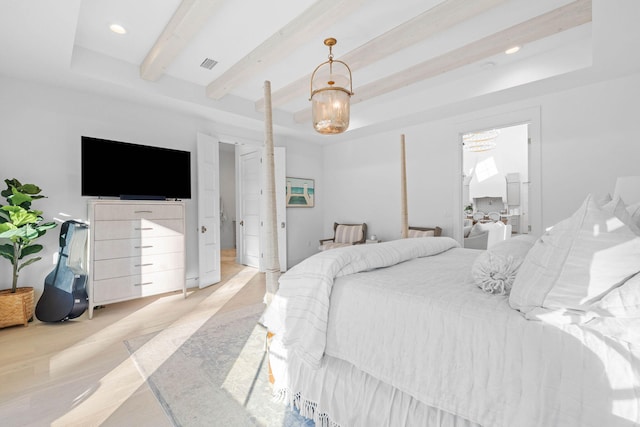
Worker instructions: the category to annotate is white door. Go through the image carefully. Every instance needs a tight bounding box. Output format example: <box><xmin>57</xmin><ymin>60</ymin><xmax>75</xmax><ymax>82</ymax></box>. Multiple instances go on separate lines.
<box><xmin>236</xmin><ymin>145</ymin><xmax>287</xmax><ymax>271</ymax></box>
<box><xmin>197</xmin><ymin>133</ymin><xmax>220</xmax><ymax>288</ymax></box>
<box><xmin>238</xmin><ymin>149</ymin><xmax>261</xmax><ymax>268</ymax></box>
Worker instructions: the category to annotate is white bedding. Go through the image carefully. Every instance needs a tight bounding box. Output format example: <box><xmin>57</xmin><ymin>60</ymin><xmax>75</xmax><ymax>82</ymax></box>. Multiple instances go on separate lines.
<box><xmin>263</xmin><ymin>238</ymin><xmax>640</xmax><ymax>427</ymax></box>
<box><xmin>261</xmin><ymin>237</ymin><xmax>459</xmax><ymax>367</ymax></box>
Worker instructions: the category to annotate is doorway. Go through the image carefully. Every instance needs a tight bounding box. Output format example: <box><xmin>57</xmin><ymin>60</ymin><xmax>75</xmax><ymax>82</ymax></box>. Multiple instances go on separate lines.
<box><xmin>462</xmin><ymin>123</ymin><xmax>529</xmax><ymax>246</ymax></box>
<box><xmin>219</xmin><ymin>142</ymin><xmax>237</xmax><ymax>260</ymax></box>
<box><xmin>454</xmin><ymin>107</ymin><xmax>542</xmax><ymax>246</ymax></box>
<box><xmin>198</xmin><ymin>137</ymin><xmax>287</xmax><ymax>288</ymax></box>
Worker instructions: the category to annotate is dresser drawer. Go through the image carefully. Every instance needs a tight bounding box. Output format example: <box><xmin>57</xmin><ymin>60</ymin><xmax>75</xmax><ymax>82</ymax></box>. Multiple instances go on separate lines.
<box><xmin>93</xmin><ymin>203</ymin><xmax>183</xmax><ymax>220</ymax></box>
<box><xmin>93</xmin><ymin>235</ymin><xmax>184</xmax><ymax>261</ymax></box>
<box><xmin>93</xmin><ymin>253</ymin><xmax>184</xmax><ymax>281</ymax></box>
<box><xmin>92</xmin><ymin>219</ymin><xmax>184</xmax><ymax>240</ymax></box>
<box><xmin>92</xmin><ymin>269</ymin><xmax>185</xmax><ymax>303</ymax></box>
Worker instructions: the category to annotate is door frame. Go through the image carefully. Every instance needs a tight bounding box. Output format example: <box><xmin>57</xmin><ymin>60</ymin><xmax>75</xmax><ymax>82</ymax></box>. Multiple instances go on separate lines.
<box><xmin>453</xmin><ymin>107</ymin><xmax>542</xmax><ymax>244</ymax></box>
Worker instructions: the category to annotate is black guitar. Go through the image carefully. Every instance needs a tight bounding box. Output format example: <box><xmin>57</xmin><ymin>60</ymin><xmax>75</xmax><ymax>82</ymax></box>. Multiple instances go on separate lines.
<box><xmin>35</xmin><ymin>220</ymin><xmax>89</xmax><ymax>322</ymax></box>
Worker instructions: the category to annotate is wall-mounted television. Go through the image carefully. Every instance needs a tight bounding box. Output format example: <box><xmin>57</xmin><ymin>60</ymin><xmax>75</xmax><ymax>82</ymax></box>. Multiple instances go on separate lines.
<box><xmin>81</xmin><ymin>136</ymin><xmax>191</xmax><ymax>199</ymax></box>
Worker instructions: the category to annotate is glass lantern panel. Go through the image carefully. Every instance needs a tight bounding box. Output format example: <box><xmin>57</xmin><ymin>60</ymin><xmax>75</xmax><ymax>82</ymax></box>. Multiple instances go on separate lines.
<box><xmin>311</xmin><ymin>89</ymin><xmax>350</xmax><ymax>134</ymax></box>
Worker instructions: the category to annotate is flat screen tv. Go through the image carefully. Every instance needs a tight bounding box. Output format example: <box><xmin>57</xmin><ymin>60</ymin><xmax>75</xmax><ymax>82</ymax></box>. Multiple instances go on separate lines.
<box><xmin>81</xmin><ymin>136</ymin><xmax>191</xmax><ymax>199</ymax></box>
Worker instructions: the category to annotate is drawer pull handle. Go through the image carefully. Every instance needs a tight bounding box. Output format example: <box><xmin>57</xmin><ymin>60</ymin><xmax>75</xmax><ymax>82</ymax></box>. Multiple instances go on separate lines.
<box><xmin>134</xmin><ymin>210</ymin><xmax>153</xmax><ymax>213</ymax></box>
<box><xmin>134</xmin><ymin>282</ymin><xmax>153</xmax><ymax>286</ymax></box>
<box><xmin>135</xmin><ymin>263</ymin><xmax>154</xmax><ymax>267</ymax></box>
<box><xmin>134</xmin><ymin>245</ymin><xmax>154</xmax><ymax>249</ymax></box>
<box><xmin>135</xmin><ymin>227</ymin><xmax>154</xmax><ymax>231</ymax></box>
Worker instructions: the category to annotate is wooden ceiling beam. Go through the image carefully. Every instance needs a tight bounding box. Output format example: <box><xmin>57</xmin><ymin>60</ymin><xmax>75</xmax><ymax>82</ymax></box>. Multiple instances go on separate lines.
<box><xmin>140</xmin><ymin>0</ymin><xmax>226</xmax><ymax>81</ymax></box>
<box><xmin>205</xmin><ymin>0</ymin><xmax>366</xmax><ymax>100</ymax></box>
<box><xmin>293</xmin><ymin>0</ymin><xmax>592</xmax><ymax>123</ymax></box>
<box><xmin>256</xmin><ymin>0</ymin><xmax>508</xmax><ymax>112</ymax></box>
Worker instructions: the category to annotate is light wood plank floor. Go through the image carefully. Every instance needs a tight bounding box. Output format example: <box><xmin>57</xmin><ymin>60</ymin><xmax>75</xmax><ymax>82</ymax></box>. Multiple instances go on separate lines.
<box><xmin>0</xmin><ymin>249</ymin><xmax>265</xmax><ymax>427</ymax></box>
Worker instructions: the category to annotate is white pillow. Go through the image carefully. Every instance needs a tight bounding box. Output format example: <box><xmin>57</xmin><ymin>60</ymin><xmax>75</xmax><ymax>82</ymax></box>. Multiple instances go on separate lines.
<box><xmin>627</xmin><ymin>201</ymin><xmax>640</xmax><ymax>229</ymax></box>
<box><xmin>472</xmin><ymin>235</ymin><xmax>538</xmax><ymax>296</ymax></box>
<box><xmin>602</xmin><ymin>196</ymin><xmax>640</xmax><ymax>234</ymax></box>
<box><xmin>545</xmin><ymin>196</ymin><xmax>640</xmax><ymax>311</ymax></box>
<box><xmin>510</xmin><ymin>194</ymin><xmax>640</xmax><ymax>315</ymax></box>
<box><xmin>613</xmin><ymin>176</ymin><xmax>640</xmax><ymax>205</ymax></box>
<box><xmin>590</xmin><ymin>273</ymin><xmax>640</xmax><ymax>318</ymax></box>
<box><xmin>595</xmin><ymin>192</ymin><xmax>612</xmax><ymax>206</ymax></box>
<box><xmin>508</xmin><ymin>210</ymin><xmax>579</xmax><ymax>313</ymax></box>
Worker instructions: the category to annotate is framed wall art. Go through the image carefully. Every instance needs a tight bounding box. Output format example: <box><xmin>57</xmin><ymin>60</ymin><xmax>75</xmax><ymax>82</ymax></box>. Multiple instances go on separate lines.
<box><xmin>286</xmin><ymin>177</ymin><xmax>314</xmax><ymax>207</ymax></box>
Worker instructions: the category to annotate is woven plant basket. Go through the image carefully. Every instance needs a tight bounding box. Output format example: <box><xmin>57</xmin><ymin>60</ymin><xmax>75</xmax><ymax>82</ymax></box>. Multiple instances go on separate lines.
<box><xmin>0</xmin><ymin>287</ymin><xmax>34</xmax><ymax>328</ymax></box>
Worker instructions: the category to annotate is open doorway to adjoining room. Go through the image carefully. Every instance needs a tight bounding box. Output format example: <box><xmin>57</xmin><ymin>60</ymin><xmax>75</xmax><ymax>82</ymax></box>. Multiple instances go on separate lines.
<box><xmin>218</xmin><ymin>141</ymin><xmax>287</xmax><ymax>272</ymax></box>
<box><xmin>461</xmin><ymin>123</ymin><xmax>529</xmax><ymax>249</ymax></box>
<box><xmin>219</xmin><ymin>142</ymin><xmax>237</xmax><ymax>262</ymax></box>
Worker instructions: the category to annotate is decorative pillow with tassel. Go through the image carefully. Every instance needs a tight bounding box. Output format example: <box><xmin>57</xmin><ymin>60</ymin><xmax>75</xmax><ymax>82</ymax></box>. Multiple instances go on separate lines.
<box><xmin>471</xmin><ymin>235</ymin><xmax>538</xmax><ymax>296</ymax></box>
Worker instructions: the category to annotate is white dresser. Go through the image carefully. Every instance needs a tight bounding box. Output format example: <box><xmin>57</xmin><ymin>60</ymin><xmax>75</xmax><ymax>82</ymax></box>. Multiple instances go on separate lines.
<box><xmin>87</xmin><ymin>200</ymin><xmax>186</xmax><ymax>319</ymax></box>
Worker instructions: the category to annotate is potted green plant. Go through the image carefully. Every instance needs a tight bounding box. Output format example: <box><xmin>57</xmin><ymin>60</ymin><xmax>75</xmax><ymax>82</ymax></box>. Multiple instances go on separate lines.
<box><xmin>464</xmin><ymin>204</ymin><xmax>473</xmax><ymax>216</ymax></box>
<box><xmin>0</xmin><ymin>178</ymin><xmax>57</xmax><ymax>328</ymax></box>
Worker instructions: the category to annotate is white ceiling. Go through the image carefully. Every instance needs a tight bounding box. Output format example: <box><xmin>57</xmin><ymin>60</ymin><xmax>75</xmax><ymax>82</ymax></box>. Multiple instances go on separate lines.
<box><xmin>1</xmin><ymin>0</ymin><xmax>638</xmax><ymax>144</ymax></box>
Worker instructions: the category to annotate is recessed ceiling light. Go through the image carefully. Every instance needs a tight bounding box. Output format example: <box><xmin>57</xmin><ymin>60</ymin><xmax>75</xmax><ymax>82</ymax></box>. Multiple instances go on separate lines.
<box><xmin>109</xmin><ymin>24</ymin><xmax>127</xmax><ymax>35</ymax></box>
<box><xmin>505</xmin><ymin>46</ymin><xmax>520</xmax><ymax>55</ymax></box>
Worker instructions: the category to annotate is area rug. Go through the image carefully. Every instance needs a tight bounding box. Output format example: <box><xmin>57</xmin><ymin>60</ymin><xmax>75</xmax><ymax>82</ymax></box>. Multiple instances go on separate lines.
<box><xmin>124</xmin><ymin>302</ymin><xmax>314</xmax><ymax>427</ymax></box>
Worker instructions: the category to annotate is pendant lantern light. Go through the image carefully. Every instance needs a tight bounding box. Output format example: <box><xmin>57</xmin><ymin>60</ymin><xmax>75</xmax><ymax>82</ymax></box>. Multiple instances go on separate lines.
<box><xmin>309</xmin><ymin>38</ymin><xmax>353</xmax><ymax>134</ymax></box>
<box><xmin>463</xmin><ymin>129</ymin><xmax>500</xmax><ymax>152</ymax></box>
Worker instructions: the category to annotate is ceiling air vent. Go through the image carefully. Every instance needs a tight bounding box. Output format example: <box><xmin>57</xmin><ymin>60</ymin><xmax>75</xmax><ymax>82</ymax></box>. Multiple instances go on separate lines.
<box><xmin>200</xmin><ymin>58</ymin><xmax>218</xmax><ymax>70</ymax></box>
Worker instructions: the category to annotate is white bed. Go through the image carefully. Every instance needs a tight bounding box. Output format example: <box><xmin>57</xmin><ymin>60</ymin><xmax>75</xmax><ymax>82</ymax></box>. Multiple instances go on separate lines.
<box><xmin>261</xmin><ymin>195</ymin><xmax>640</xmax><ymax>427</ymax></box>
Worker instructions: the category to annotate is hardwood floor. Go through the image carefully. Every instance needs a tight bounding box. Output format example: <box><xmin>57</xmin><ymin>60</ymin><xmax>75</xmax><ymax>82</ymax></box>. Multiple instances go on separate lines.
<box><xmin>0</xmin><ymin>249</ymin><xmax>265</xmax><ymax>427</ymax></box>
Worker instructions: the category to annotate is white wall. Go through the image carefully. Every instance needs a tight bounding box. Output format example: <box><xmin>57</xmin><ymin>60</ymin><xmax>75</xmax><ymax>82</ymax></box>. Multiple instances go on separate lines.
<box><xmin>276</xmin><ymin>138</ymin><xmax>324</xmax><ymax>267</ymax></box>
<box><xmin>323</xmin><ymin>70</ymin><xmax>640</xmax><ymax>241</ymax></box>
<box><xmin>0</xmin><ymin>75</ymin><xmax>324</xmax><ymax>301</ymax></box>
<box><xmin>534</xmin><ymin>71</ymin><xmax>640</xmax><ymax>225</ymax></box>
<box><xmin>323</xmin><ymin>118</ymin><xmax>464</xmax><ymax>241</ymax></box>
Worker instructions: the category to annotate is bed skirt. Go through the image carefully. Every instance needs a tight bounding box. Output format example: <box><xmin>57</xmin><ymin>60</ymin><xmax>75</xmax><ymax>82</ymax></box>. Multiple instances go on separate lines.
<box><xmin>269</xmin><ymin>338</ymin><xmax>482</xmax><ymax>427</ymax></box>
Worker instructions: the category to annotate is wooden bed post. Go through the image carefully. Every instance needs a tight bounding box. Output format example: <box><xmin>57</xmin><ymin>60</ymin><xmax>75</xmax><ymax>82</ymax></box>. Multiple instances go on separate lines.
<box><xmin>263</xmin><ymin>80</ymin><xmax>281</xmax><ymax>305</ymax></box>
<box><xmin>400</xmin><ymin>134</ymin><xmax>409</xmax><ymax>238</ymax></box>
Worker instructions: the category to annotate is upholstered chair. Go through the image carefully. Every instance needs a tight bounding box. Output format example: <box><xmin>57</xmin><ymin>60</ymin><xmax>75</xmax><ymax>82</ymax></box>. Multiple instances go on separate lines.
<box><xmin>319</xmin><ymin>222</ymin><xmax>367</xmax><ymax>251</ymax></box>
<box><xmin>407</xmin><ymin>226</ymin><xmax>442</xmax><ymax>238</ymax></box>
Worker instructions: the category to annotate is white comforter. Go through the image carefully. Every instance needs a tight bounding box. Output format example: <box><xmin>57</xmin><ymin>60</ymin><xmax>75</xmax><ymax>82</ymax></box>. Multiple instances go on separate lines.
<box><xmin>261</xmin><ymin>237</ymin><xmax>459</xmax><ymax>367</ymax></box>
<box><xmin>262</xmin><ymin>238</ymin><xmax>640</xmax><ymax>427</ymax></box>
